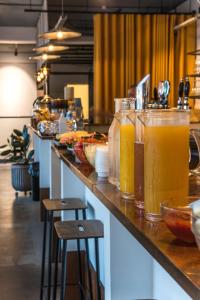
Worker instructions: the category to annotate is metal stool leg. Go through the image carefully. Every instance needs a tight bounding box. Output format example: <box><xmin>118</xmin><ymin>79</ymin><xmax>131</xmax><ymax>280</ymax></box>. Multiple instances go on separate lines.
<box><xmin>53</xmin><ymin>236</ymin><xmax>60</xmax><ymax>300</ymax></box>
<box><xmin>82</xmin><ymin>209</ymin><xmax>87</xmax><ymax>220</ymax></box>
<box><xmin>95</xmin><ymin>238</ymin><xmax>101</xmax><ymax>300</ymax></box>
<box><xmin>60</xmin><ymin>240</ymin><xmax>67</xmax><ymax>300</ymax></box>
<box><xmin>75</xmin><ymin>210</ymin><xmax>84</xmax><ymax>300</ymax></box>
<box><xmin>47</xmin><ymin>211</ymin><xmax>53</xmax><ymax>300</ymax></box>
<box><xmin>83</xmin><ymin>209</ymin><xmax>93</xmax><ymax>300</ymax></box>
<box><xmin>40</xmin><ymin>209</ymin><xmax>47</xmax><ymax>300</ymax></box>
<box><xmin>85</xmin><ymin>238</ymin><xmax>93</xmax><ymax>300</ymax></box>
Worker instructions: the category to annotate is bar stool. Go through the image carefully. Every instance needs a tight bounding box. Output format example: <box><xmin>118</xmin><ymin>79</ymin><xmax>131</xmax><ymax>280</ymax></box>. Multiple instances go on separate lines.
<box><xmin>53</xmin><ymin>219</ymin><xmax>104</xmax><ymax>300</ymax></box>
<box><xmin>40</xmin><ymin>198</ymin><xmax>87</xmax><ymax>300</ymax></box>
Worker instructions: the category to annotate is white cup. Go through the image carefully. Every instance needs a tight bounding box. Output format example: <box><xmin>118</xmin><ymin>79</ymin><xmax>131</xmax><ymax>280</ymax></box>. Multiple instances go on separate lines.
<box><xmin>95</xmin><ymin>144</ymin><xmax>109</xmax><ymax>177</ymax></box>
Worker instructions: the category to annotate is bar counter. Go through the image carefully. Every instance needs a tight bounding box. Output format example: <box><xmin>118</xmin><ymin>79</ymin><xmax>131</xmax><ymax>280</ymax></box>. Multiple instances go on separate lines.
<box><xmin>32</xmin><ymin>129</ymin><xmax>200</xmax><ymax>300</ymax></box>
<box><xmin>31</xmin><ymin>127</ymin><xmax>56</xmax><ymax>140</ymax></box>
<box><xmin>55</xmin><ymin>147</ymin><xmax>200</xmax><ymax>300</ymax></box>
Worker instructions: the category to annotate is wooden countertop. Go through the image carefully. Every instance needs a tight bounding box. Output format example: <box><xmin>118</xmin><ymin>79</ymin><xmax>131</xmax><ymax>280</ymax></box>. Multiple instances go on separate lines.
<box><xmin>53</xmin><ymin>146</ymin><xmax>200</xmax><ymax>300</ymax></box>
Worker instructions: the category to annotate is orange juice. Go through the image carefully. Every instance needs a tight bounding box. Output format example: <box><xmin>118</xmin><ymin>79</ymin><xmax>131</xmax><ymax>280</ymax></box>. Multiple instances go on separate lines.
<box><xmin>144</xmin><ymin>125</ymin><xmax>189</xmax><ymax>220</ymax></box>
<box><xmin>120</xmin><ymin>124</ymin><xmax>135</xmax><ymax>198</ymax></box>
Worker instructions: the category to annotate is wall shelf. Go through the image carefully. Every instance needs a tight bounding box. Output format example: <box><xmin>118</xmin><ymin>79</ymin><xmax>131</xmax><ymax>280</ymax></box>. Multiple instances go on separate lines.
<box><xmin>189</xmin><ymin>95</ymin><xmax>200</xmax><ymax>99</ymax></box>
<box><xmin>187</xmin><ymin>74</ymin><xmax>200</xmax><ymax>78</ymax></box>
<box><xmin>187</xmin><ymin>49</ymin><xmax>200</xmax><ymax>56</ymax></box>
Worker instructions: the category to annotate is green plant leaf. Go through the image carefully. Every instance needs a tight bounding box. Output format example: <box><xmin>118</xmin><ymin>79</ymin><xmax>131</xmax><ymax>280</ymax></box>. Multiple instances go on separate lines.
<box><xmin>3</xmin><ymin>125</ymin><xmax>31</xmax><ymax>163</ymax></box>
<box><xmin>23</xmin><ymin>135</ymin><xmax>30</xmax><ymax>147</ymax></box>
<box><xmin>27</xmin><ymin>150</ymin><xmax>34</xmax><ymax>162</ymax></box>
<box><xmin>13</xmin><ymin>129</ymin><xmax>22</xmax><ymax>136</ymax></box>
<box><xmin>11</xmin><ymin>156</ymin><xmax>21</xmax><ymax>162</ymax></box>
<box><xmin>22</xmin><ymin>125</ymin><xmax>28</xmax><ymax>136</ymax></box>
<box><xmin>0</xmin><ymin>149</ymin><xmax>11</xmax><ymax>156</ymax></box>
<box><xmin>12</xmin><ymin>141</ymin><xmax>23</xmax><ymax>148</ymax></box>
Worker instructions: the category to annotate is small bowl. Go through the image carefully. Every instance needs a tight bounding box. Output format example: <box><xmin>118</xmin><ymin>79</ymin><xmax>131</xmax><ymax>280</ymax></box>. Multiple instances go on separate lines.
<box><xmin>192</xmin><ymin>214</ymin><xmax>200</xmax><ymax>249</ymax></box>
<box><xmin>83</xmin><ymin>143</ymin><xmax>98</xmax><ymax>167</ymax></box>
<box><xmin>161</xmin><ymin>203</ymin><xmax>195</xmax><ymax>243</ymax></box>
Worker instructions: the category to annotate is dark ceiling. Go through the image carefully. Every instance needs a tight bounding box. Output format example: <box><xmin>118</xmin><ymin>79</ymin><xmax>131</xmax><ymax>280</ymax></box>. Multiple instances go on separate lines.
<box><xmin>47</xmin><ymin>0</ymin><xmax>188</xmax><ymax>36</ymax></box>
<box><xmin>46</xmin><ymin>0</ymin><xmax>188</xmax><ymax>64</ymax></box>
<box><xmin>0</xmin><ymin>0</ymin><xmax>190</xmax><ymax>65</ymax></box>
<box><xmin>0</xmin><ymin>0</ymin><xmax>43</xmax><ymax>26</ymax></box>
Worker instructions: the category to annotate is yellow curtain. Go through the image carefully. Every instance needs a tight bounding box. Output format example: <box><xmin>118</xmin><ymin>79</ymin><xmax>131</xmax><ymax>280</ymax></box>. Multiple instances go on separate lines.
<box><xmin>93</xmin><ymin>14</ymin><xmax>196</xmax><ymax>123</ymax></box>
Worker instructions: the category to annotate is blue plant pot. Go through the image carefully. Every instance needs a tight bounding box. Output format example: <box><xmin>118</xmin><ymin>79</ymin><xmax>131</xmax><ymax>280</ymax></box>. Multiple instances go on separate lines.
<box><xmin>11</xmin><ymin>163</ymin><xmax>32</xmax><ymax>192</ymax></box>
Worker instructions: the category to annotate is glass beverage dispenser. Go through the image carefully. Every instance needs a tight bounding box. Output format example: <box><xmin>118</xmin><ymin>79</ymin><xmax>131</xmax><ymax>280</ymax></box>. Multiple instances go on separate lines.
<box><xmin>128</xmin><ymin>110</ymin><xmax>144</xmax><ymax>209</ymax></box>
<box><xmin>108</xmin><ymin>98</ymin><xmax>132</xmax><ymax>187</ymax></box>
<box><xmin>138</xmin><ymin>110</ymin><xmax>190</xmax><ymax>222</ymax></box>
<box><xmin>118</xmin><ymin>100</ymin><xmax>135</xmax><ymax>199</ymax></box>
<box><xmin>108</xmin><ymin>99</ymin><xmax>123</xmax><ymax>186</ymax></box>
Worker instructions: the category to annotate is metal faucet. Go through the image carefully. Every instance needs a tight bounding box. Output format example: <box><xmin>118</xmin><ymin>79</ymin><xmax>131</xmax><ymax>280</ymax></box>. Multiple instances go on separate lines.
<box><xmin>177</xmin><ymin>78</ymin><xmax>184</xmax><ymax>109</ymax></box>
<box><xmin>136</xmin><ymin>74</ymin><xmax>150</xmax><ymax>110</ymax></box>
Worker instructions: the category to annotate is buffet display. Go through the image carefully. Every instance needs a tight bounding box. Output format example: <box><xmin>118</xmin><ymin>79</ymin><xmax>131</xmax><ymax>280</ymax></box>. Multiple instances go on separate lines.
<box><xmin>55</xmin><ymin>131</ymin><xmax>107</xmax><ymax>165</ymax></box>
<box><xmin>31</xmin><ymin>73</ymin><xmax>200</xmax><ymax>249</ymax></box>
<box><xmin>31</xmin><ymin>86</ymin><xmax>84</xmax><ymax>133</ymax></box>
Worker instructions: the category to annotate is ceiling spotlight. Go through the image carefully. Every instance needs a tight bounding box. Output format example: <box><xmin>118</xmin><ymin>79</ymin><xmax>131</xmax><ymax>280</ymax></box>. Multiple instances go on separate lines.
<box><xmin>14</xmin><ymin>44</ymin><xmax>18</xmax><ymax>56</ymax></box>
<box><xmin>40</xmin><ymin>72</ymin><xmax>44</xmax><ymax>79</ymax></box>
<box><xmin>33</xmin><ymin>42</ymin><xmax>69</xmax><ymax>53</ymax></box>
<box><xmin>43</xmin><ymin>67</ymin><xmax>48</xmax><ymax>76</ymax></box>
<box><xmin>37</xmin><ymin>75</ymin><xmax>41</xmax><ymax>82</ymax></box>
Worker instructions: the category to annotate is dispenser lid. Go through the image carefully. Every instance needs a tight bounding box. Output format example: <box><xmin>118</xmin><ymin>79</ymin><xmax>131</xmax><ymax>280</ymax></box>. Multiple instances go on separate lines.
<box><xmin>121</xmin><ymin>99</ymin><xmax>131</xmax><ymax>110</ymax></box>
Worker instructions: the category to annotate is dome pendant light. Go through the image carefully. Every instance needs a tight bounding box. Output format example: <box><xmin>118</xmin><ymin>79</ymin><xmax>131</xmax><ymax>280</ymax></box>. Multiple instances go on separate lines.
<box><xmin>39</xmin><ymin>0</ymin><xmax>81</xmax><ymax>40</ymax></box>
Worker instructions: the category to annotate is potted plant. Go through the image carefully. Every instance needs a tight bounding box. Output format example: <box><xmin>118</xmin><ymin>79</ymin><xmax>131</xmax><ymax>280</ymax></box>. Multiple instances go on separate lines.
<box><xmin>0</xmin><ymin>125</ymin><xmax>34</xmax><ymax>195</ymax></box>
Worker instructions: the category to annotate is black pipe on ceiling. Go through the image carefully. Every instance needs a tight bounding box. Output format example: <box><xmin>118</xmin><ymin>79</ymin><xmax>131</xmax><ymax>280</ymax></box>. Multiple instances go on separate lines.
<box><xmin>24</xmin><ymin>8</ymin><xmax>193</xmax><ymax>15</ymax></box>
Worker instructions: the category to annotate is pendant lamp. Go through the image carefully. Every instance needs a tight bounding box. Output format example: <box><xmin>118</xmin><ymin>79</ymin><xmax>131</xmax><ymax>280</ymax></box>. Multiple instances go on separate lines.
<box><xmin>33</xmin><ymin>42</ymin><xmax>69</xmax><ymax>53</ymax></box>
<box><xmin>29</xmin><ymin>53</ymin><xmax>60</xmax><ymax>61</ymax></box>
<box><xmin>39</xmin><ymin>0</ymin><xmax>81</xmax><ymax>41</ymax></box>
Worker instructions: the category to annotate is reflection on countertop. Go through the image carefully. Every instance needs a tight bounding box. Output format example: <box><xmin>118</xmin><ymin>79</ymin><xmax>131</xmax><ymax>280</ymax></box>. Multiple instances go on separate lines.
<box><xmin>52</xmin><ymin>144</ymin><xmax>200</xmax><ymax>300</ymax></box>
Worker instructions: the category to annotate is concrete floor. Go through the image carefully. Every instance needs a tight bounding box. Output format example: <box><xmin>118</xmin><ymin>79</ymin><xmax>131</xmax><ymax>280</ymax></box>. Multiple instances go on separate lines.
<box><xmin>0</xmin><ymin>165</ymin><xmax>43</xmax><ymax>300</ymax></box>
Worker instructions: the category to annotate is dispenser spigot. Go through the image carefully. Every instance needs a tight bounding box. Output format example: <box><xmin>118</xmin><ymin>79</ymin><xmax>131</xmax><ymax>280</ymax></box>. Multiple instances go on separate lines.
<box><xmin>177</xmin><ymin>78</ymin><xmax>184</xmax><ymax>109</ymax></box>
<box><xmin>183</xmin><ymin>77</ymin><xmax>190</xmax><ymax>110</ymax></box>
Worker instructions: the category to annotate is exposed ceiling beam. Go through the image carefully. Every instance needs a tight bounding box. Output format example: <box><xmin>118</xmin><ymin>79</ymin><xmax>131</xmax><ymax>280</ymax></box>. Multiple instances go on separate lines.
<box><xmin>0</xmin><ymin>27</ymin><xmax>36</xmax><ymax>44</ymax></box>
<box><xmin>0</xmin><ymin>2</ymin><xmax>42</xmax><ymax>6</ymax></box>
<box><xmin>0</xmin><ymin>40</ymin><xmax>36</xmax><ymax>44</ymax></box>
